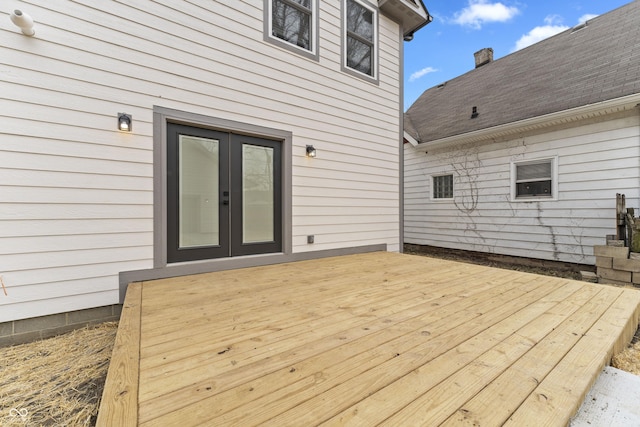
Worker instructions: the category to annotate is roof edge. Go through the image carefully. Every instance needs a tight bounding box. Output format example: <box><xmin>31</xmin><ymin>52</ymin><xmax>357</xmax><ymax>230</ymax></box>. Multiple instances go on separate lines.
<box><xmin>378</xmin><ymin>0</ymin><xmax>432</xmax><ymax>37</ymax></box>
<box><xmin>404</xmin><ymin>131</ymin><xmax>419</xmax><ymax>147</ymax></box>
<box><xmin>417</xmin><ymin>93</ymin><xmax>640</xmax><ymax>149</ymax></box>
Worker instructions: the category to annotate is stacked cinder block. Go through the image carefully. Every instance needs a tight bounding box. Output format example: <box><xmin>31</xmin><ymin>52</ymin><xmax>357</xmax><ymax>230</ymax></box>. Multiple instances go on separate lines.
<box><xmin>593</xmin><ymin>244</ymin><xmax>640</xmax><ymax>288</ymax></box>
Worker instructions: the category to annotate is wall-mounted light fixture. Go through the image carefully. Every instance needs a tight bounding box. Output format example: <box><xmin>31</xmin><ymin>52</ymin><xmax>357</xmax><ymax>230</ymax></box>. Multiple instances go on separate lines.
<box><xmin>117</xmin><ymin>113</ymin><xmax>132</xmax><ymax>132</ymax></box>
<box><xmin>10</xmin><ymin>10</ymin><xmax>35</xmax><ymax>36</ymax></box>
<box><xmin>306</xmin><ymin>145</ymin><xmax>316</xmax><ymax>158</ymax></box>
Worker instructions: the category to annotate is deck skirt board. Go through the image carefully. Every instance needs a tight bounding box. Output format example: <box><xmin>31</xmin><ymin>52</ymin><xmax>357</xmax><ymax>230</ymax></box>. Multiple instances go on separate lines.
<box><xmin>96</xmin><ymin>282</ymin><xmax>142</xmax><ymax>426</ymax></box>
<box><xmin>97</xmin><ymin>252</ymin><xmax>640</xmax><ymax>427</ymax></box>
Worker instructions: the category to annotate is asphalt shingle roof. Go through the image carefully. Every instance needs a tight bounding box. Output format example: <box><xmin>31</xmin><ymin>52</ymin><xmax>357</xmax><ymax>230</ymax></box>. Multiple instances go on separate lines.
<box><xmin>405</xmin><ymin>0</ymin><xmax>640</xmax><ymax>143</ymax></box>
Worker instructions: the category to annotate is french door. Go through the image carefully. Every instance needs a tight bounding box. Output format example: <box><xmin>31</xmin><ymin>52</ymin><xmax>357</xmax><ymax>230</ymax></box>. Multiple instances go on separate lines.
<box><xmin>166</xmin><ymin>123</ymin><xmax>282</xmax><ymax>263</ymax></box>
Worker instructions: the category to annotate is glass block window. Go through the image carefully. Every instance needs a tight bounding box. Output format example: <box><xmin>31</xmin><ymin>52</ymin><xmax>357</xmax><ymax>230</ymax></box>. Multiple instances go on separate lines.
<box><xmin>433</xmin><ymin>174</ymin><xmax>454</xmax><ymax>199</ymax></box>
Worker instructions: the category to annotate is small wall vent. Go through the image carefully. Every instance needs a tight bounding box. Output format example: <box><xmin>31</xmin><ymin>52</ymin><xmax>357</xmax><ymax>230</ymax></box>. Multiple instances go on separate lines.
<box><xmin>571</xmin><ymin>22</ymin><xmax>587</xmax><ymax>33</ymax></box>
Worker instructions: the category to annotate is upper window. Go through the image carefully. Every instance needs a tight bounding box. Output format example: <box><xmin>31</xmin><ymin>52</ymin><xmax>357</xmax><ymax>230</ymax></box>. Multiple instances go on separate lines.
<box><xmin>265</xmin><ymin>0</ymin><xmax>318</xmax><ymax>60</ymax></box>
<box><xmin>513</xmin><ymin>158</ymin><xmax>556</xmax><ymax>200</ymax></box>
<box><xmin>432</xmin><ymin>174</ymin><xmax>453</xmax><ymax>200</ymax></box>
<box><xmin>343</xmin><ymin>0</ymin><xmax>378</xmax><ymax>81</ymax></box>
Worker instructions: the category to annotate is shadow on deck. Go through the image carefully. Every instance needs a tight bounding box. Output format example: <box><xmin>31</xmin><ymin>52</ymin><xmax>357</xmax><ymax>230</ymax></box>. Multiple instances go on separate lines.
<box><xmin>97</xmin><ymin>251</ymin><xmax>640</xmax><ymax>426</ymax></box>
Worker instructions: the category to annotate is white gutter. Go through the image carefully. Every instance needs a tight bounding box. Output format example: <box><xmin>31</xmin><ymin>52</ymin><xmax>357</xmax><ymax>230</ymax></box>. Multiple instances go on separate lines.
<box><xmin>418</xmin><ymin>92</ymin><xmax>640</xmax><ymax>149</ymax></box>
<box><xmin>404</xmin><ymin>131</ymin><xmax>419</xmax><ymax>147</ymax></box>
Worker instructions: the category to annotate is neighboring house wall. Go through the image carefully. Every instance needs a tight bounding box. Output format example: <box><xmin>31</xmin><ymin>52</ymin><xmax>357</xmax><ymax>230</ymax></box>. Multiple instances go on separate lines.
<box><xmin>404</xmin><ymin>110</ymin><xmax>640</xmax><ymax>265</ymax></box>
<box><xmin>0</xmin><ymin>1</ymin><xmax>404</xmax><ymax>323</ymax></box>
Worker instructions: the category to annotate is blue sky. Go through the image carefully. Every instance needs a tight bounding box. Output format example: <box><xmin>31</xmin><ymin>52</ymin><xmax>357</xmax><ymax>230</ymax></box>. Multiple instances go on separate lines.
<box><xmin>403</xmin><ymin>0</ymin><xmax>632</xmax><ymax>110</ymax></box>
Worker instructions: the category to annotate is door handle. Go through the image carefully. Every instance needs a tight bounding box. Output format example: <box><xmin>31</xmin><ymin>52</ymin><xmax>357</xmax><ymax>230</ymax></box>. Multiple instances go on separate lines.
<box><xmin>222</xmin><ymin>191</ymin><xmax>229</xmax><ymax>205</ymax></box>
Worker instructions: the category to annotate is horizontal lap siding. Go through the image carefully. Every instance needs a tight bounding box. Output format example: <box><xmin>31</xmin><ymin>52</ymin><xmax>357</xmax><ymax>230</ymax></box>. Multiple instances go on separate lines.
<box><xmin>0</xmin><ymin>0</ymin><xmax>402</xmax><ymax>321</ymax></box>
<box><xmin>404</xmin><ymin>112</ymin><xmax>640</xmax><ymax>264</ymax></box>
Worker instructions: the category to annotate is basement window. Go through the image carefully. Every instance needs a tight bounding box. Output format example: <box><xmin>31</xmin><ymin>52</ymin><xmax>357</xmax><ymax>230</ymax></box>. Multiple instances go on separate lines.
<box><xmin>512</xmin><ymin>158</ymin><xmax>557</xmax><ymax>200</ymax></box>
<box><xmin>432</xmin><ymin>174</ymin><xmax>453</xmax><ymax>200</ymax></box>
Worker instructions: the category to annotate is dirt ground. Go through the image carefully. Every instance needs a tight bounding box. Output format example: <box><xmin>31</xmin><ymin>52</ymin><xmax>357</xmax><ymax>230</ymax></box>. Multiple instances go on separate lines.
<box><xmin>403</xmin><ymin>244</ymin><xmax>593</xmax><ymax>280</ymax></box>
<box><xmin>0</xmin><ymin>248</ymin><xmax>637</xmax><ymax>426</ymax></box>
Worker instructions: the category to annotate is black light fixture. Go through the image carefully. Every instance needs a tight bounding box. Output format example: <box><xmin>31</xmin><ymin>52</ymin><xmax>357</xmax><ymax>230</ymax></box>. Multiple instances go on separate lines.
<box><xmin>117</xmin><ymin>113</ymin><xmax>132</xmax><ymax>132</ymax></box>
<box><xmin>471</xmin><ymin>106</ymin><xmax>479</xmax><ymax>119</ymax></box>
<box><xmin>306</xmin><ymin>145</ymin><xmax>316</xmax><ymax>158</ymax></box>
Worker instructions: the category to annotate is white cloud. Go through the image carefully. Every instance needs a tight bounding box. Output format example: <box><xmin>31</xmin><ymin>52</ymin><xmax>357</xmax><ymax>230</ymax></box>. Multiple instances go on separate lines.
<box><xmin>453</xmin><ymin>0</ymin><xmax>520</xmax><ymax>29</ymax></box>
<box><xmin>578</xmin><ymin>13</ymin><xmax>598</xmax><ymax>23</ymax></box>
<box><xmin>409</xmin><ymin>67</ymin><xmax>438</xmax><ymax>82</ymax></box>
<box><xmin>511</xmin><ymin>12</ymin><xmax>600</xmax><ymax>53</ymax></box>
<box><xmin>543</xmin><ymin>14</ymin><xmax>563</xmax><ymax>26</ymax></box>
<box><xmin>512</xmin><ymin>15</ymin><xmax>569</xmax><ymax>51</ymax></box>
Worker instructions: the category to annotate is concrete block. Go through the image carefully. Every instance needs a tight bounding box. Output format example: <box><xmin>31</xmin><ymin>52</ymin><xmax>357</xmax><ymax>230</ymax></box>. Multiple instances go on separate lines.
<box><xmin>613</xmin><ymin>257</ymin><xmax>640</xmax><ymax>272</ymax></box>
<box><xmin>14</xmin><ymin>313</ymin><xmax>66</xmax><ymax>334</ymax></box>
<box><xmin>607</xmin><ymin>240</ymin><xmax>625</xmax><ymax>247</ymax></box>
<box><xmin>631</xmin><ymin>252</ymin><xmax>640</xmax><ymax>260</ymax></box>
<box><xmin>632</xmin><ymin>271</ymin><xmax>640</xmax><ymax>284</ymax></box>
<box><xmin>113</xmin><ymin>304</ymin><xmax>123</xmax><ymax>318</ymax></box>
<box><xmin>593</xmin><ymin>245</ymin><xmax>629</xmax><ymax>259</ymax></box>
<box><xmin>0</xmin><ymin>321</ymin><xmax>13</xmax><ymax>337</ymax></box>
<box><xmin>595</xmin><ymin>256</ymin><xmax>613</xmax><ymax>268</ymax></box>
<box><xmin>38</xmin><ymin>324</ymin><xmax>78</xmax><ymax>341</ymax></box>
<box><xmin>0</xmin><ymin>330</ymin><xmax>43</xmax><ymax>348</ymax></box>
<box><xmin>597</xmin><ymin>267</ymin><xmax>632</xmax><ymax>283</ymax></box>
<box><xmin>580</xmin><ymin>271</ymin><xmax>598</xmax><ymax>283</ymax></box>
<box><xmin>67</xmin><ymin>306</ymin><xmax>114</xmax><ymax>325</ymax></box>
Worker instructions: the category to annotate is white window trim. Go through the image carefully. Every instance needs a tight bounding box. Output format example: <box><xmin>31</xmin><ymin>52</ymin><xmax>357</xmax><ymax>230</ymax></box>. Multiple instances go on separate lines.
<box><xmin>430</xmin><ymin>173</ymin><xmax>454</xmax><ymax>201</ymax></box>
<box><xmin>510</xmin><ymin>156</ymin><xmax>558</xmax><ymax>202</ymax></box>
<box><xmin>264</xmin><ymin>0</ymin><xmax>319</xmax><ymax>61</ymax></box>
<box><xmin>342</xmin><ymin>0</ymin><xmax>379</xmax><ymax>84</ymax></box>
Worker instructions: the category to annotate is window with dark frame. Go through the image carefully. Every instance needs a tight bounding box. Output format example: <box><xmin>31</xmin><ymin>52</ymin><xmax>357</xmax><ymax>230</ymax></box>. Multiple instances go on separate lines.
<box><xmin>515</xmin><ymin>160</ymin><xmax>553</xmax><ymax>198</ymax></box>
<box><xmin>271</xmin><ymin>0</ymin><xmax>314</xmax><ymax>51</ymax></box>
<box><xmin>345</xmin><ymin>0</ymin><xmax>376</xmax><ymax>77</ymax></box>
<box><xmin>433</xmin><ymin>174</ymin><xmax>453</xmax><ymax>199</ymax></box>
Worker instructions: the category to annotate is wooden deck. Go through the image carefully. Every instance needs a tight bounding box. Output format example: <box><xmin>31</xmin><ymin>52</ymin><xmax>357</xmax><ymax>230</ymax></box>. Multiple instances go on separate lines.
<box><xmin>97</xmin><ymin>252</ymin><xmax>640</xmax><ymax>426</ymax></box>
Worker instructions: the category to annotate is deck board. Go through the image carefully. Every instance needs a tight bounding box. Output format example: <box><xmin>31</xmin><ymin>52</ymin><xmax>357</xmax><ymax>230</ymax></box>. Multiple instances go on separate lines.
<box><xmin>98</xmin><ymin>252</ymin><xmax>640</xmax><ymax>426</ymax></box>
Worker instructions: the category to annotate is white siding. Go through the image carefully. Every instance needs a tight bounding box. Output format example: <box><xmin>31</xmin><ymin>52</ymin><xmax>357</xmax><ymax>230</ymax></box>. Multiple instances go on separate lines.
<box><xmin>404</xmin><ymin>112</ymin><xmax>640</xmax><ymax>264</ymax></box>
<box><xmin>0</xmin><ymin>0</ymin><xmax>402</xmax><ymax>322</ymax></box>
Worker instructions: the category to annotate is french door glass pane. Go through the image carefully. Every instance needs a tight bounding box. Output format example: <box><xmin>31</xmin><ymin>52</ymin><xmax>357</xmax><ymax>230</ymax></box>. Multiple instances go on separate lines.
<box><xmin>179</xmin><ymin>135</ymin><xmax>219</xmax><ymax>248</ymax></box>
<box><xmin>242</xmin><ymin>144</ymin><xmax>274</xmax><ymax>243</ymax></box>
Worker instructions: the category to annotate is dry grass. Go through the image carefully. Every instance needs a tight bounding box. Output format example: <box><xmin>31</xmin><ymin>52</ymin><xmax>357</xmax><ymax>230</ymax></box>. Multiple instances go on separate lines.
<box><xmin>0</xmin><ymin>322</ymin><xmax>117</xmax><ymax>426</ymax></box>
<box><xmin>612</xmin><ymin>330</ymin><xmax>640</xmax><ymax>375</ymax></box>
